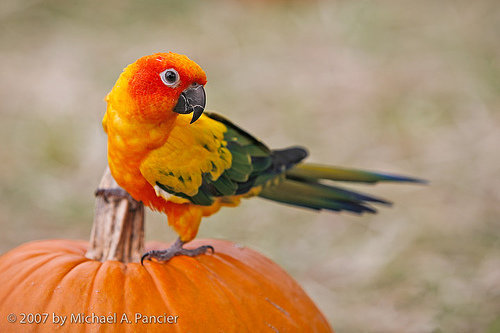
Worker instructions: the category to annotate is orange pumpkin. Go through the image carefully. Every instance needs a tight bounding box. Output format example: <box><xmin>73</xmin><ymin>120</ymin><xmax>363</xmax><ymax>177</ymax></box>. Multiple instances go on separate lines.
<box><xmin>0</xmin><ymin>239</ymin><xmax>332</xmax><ymax>332</ymax></box>
<box><xmin>0</xmin><ymin>170</ymin><xmax>332</xmax><ymax>332</ymax></box>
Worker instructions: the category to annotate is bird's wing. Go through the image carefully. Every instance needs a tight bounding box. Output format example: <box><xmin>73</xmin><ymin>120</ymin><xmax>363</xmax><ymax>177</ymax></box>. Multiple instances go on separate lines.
<box><xmin>140</xmin><ymin>112</ymin><xmax>294</xmax><ymax>206</ymax></box>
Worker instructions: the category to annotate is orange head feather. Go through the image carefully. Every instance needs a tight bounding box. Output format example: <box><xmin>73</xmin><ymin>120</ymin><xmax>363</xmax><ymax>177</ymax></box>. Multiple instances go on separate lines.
<box><xmin>108</xmin><ymin>52</ymin><xmax>207</xmax><ymax>123</ymax></box>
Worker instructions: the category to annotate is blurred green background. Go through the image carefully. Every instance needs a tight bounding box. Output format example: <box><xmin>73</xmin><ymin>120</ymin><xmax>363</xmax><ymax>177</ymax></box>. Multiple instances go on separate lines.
<box><xmin>1</xmin><ymin>0</ymin><xmax>499</xmax><ymax>331</ymax></box>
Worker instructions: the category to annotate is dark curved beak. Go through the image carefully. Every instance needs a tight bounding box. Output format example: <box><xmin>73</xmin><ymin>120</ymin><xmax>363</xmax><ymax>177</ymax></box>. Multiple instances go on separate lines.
<box><xmin>173</xmin><ymin>84</ymin><xmax>206</xmax><ymax>124</ymax></box>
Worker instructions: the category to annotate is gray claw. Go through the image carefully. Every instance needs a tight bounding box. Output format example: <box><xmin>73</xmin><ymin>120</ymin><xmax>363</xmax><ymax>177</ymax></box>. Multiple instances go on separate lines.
<box><xmin>141</xmin><ymin>238</ymin><xmax>214</xmax><ymax>265</ymax></box>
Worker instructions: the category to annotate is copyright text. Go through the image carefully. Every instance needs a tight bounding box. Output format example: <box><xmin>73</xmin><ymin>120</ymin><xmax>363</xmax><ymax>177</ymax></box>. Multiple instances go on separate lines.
<box><xmin>5</xmin><ymin>312</ymin><xmax>179</xmax><ymax>326</ymax></box>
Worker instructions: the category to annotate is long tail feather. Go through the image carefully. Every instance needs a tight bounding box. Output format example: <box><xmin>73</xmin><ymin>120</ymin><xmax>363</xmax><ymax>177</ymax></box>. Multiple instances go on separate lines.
<box><xmin>259</xmin><ymin>179</ymin><xmax>379</xmax><ymax>214</ymax></box>
<box><xmin>258</xmin><ymin>163</ymin><xmax>425</xmax><ymax>214</ymax></box>
<box><xmin>286</xmin><ymin>163</ymin><xmax>427</xmax><ymax>184</ymax></box>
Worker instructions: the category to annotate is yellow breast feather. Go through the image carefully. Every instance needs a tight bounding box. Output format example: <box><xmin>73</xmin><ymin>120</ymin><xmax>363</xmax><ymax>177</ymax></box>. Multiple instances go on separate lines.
<box><xmin>140</xmin><ymin>114</ymin><xmax>232</xmax><ymax>197</ymax></box>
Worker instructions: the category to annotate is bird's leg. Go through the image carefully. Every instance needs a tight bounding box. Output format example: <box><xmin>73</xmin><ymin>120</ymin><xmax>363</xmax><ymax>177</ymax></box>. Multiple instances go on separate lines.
<box><xmin>141</xmin><ymin>238</ymin><xmax>214</xmax><ymax>264</ymax></box>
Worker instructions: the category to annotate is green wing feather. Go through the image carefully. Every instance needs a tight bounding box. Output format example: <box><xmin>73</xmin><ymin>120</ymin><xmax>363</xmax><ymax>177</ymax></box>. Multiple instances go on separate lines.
<box><xmin>157</xmin><ymin>112</ymin><xmax>424</xmax><ymax>214</ymax></box>
<box><xmin>156</xmin><ymin>112</ymin><xmax>275</xmax><ymax>205</ymax></box>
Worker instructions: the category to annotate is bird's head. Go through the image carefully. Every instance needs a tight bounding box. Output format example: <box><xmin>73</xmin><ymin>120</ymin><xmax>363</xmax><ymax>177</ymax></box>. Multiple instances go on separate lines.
<box><xmin>108</xmin><ymin>52</ymin><xmax>207</xmax><ymax>123</ymax></box>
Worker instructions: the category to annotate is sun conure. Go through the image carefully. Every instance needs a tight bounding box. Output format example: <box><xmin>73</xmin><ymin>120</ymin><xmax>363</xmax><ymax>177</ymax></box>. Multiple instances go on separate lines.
<box><xmin>102</xmin><ymin>52</ymin><xmax>424</xmax><ymax>262</ymax></box>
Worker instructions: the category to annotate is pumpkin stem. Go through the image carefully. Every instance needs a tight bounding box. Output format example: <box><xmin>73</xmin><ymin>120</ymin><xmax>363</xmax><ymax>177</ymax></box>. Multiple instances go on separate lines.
<box><xmin>85</xmin><ymin>167</ymin><xmax>145</xmax><ymax>263</ymax></box>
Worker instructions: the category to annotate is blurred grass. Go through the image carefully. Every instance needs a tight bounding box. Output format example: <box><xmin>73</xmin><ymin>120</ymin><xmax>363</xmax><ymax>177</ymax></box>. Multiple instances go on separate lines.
<box><xmin>1</xmin><ymin>0</ymin><xmax>499</xmax><ymax>331</ymax></box>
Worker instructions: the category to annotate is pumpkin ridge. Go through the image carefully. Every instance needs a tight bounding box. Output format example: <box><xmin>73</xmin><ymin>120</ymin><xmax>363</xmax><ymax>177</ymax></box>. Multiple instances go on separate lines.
<box><xmin>109</xmin><ymin>262</ymin><xmax>128</xmax><ymax>333</ymax></box>
<box><xmin>211</xmin><ymin>253</ymin><xmax>268</xmax><ymax>285</ymax></box>
<box><xmin>142</xmin><ymin>264</ymin><xmax>181</xmax><ymax>333</ymax></box>
<box><xmin>204</xmin><ymin>252</ymin><xmax>261</xmax><ymax>282</ymax></box>
<box><xmin>207</xmin><ymin>253</ymin><xmax>290</xmax><ymax>329</ymax></box>
<box><xmin>194</xmin><ymin>258</ymin><xmax>254</xmax><ymax>332</ymax></box>
<box><xmin>83</xmin><ymin>258</ymin><xmax>104</xmax><ymax>333</ymax></box>
<box><xmin>43</xmin><ymin>258</ymin><xmax>92</xmax><ymax>330</ymax></box>
<box><xmin>122</xmin><ymin>264</ymin><xmax>138</xmax><ymax>333</ymax></box>
<box><xmin>212</xmin><ymin>253</ymin><xmax>301</xmax><ymax>329</ymax></box>
<box><xmin>118</xmin><ymin>263</ymin><xmax>129</xmax><ymax>333</ymax></box>
<box><xmin>23</xmin><ymin>239</ymin><xmax>88</xmax><ymax>255</ymax></box>
<box><xmin>160</xmin><ymin>257</ymin><xmax>248</xmax><ymax>331</ymax></box>
<box><xmin>4</xmin><ymin>247</ymin><xmax>62</xmax><ymax>263</ymax></box>
<box><xmin>155</xmin><ymin>259</ymin><xmax>199</xmax><ymax>291</ymax></box>
<box><xmin>195</xmin><ymin>258</ymin><xmax>239</xmax><ymax>294</ymax></box>
<box><xmin>208</xmin><ymin>253</ymin><xmax>269</xmax><ymax>293</ymax></box>
<box><xmin>0</xmin><ymin>252</ymin><xmax>65</xmax><ymax>306</ymax></box>
<box><xmin>50</xmin><ymin>257</ymin><xmax>89</xmax><ymax>285</ymax></box>
<box><xmin>219</xmin><ymin>252</ymin><xmax>287</xmax><ymax>284</ymax></box>
<box><xmin>148</xmin><ymin>257</ymin><xmax>206</xmax><ymax>325</ymax></box>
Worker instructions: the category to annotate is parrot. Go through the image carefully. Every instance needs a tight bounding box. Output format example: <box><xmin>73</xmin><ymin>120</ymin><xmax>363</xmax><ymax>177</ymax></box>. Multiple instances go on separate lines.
<box><xmin>101</xmin><ymin>52</ymin><xmax>424</xmax><ymax>263</ymax></box>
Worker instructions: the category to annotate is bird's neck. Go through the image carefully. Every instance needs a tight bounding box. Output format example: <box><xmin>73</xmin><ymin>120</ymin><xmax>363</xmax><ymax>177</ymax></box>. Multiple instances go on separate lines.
<box><xmin>105</xmin><ymin>104</ymin><xmax>177</xmax><ymax>153</ymax></box>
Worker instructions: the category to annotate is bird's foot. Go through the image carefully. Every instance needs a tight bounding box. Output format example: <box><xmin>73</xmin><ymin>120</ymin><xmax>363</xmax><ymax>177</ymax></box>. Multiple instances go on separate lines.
<box><xmin>141</xmin><ymin>238</ymin><xmax>214</xmax><ymax>264</ymax></box>
<box><xmin>95</xmin><ymin>187</ymin><xmax>138</xmax><ymax>208</ymax></box>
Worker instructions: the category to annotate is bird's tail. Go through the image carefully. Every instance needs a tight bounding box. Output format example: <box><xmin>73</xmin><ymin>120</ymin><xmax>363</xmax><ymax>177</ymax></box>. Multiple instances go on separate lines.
<box><xmin>258</xmin><ymin>162</ymin><xmax>425</xmax><ymax>214</ymax></box>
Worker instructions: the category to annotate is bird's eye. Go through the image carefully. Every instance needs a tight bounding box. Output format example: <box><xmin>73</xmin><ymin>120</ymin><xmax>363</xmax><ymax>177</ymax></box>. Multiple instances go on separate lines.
<box><xmin>160</xmin><ymin>68</ymin><xmax>180</xmax><ymax>87</ymax></box>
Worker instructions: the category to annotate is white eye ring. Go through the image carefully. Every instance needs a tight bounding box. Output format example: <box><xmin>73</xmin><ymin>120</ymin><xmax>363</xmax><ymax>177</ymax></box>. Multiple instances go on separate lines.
<box><xmin>160</xmin><ymin>68</ymin><xmax>180</xmax><ymax>87</ymax></box>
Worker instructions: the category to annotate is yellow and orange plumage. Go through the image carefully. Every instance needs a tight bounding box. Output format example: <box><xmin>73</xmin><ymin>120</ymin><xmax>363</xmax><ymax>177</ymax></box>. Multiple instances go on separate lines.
<box><xmin>104</xmin><ymin>52</ymin><xmax>423</xmax><ymax>257</ymax></box>
<box><xmin>105</xmin><ymin>53</ymin><xmax>236</xmax><ymax>242</ymax></box>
